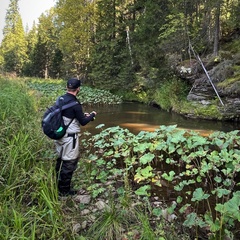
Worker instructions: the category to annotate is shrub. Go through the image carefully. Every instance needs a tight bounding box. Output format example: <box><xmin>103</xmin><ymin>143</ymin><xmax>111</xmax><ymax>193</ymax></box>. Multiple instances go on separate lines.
<box><xmin>153</xmin><ymin>78</ymin><xmax>189</xmax><ymax>111</ymax></box>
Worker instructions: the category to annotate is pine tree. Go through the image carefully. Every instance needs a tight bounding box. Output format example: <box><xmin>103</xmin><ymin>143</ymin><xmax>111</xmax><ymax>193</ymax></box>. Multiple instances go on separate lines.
<box><xmin>23</xmin><ymin>22</ymin><xmax>38</xmax><ymax>76</ymax></box>
<box><xmin>31</xmin><ymin>8</ymin><xmax>63</xmax><ymax>78</ymax></box>
<box><xmin>56</xmin><ymin>0</ymin><xmax>97</xmax><ymax>77</ymax></box>
<box><xmin>1</xmin><ymin>0</ymin><xmax>27</xmax><ymax>75</ymax></box>
<box><xmin>89</xmin><ymin>0</ymin><xmax>135</xmax><ymax>90</ymax></box>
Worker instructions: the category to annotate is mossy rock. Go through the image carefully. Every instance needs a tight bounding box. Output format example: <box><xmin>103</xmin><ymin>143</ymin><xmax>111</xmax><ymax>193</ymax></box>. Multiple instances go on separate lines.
<box><xmin>178</xmin><ymin>100</ymin><xmax>223</xmax><ymax>120</ymax></box>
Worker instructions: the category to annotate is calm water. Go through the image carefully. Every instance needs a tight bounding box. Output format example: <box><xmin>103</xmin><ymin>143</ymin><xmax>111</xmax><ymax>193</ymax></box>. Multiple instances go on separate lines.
<box><xmin>83</xmin><ymin>102</ymin><xmax>240</xmax><ymax>135</ymax></box>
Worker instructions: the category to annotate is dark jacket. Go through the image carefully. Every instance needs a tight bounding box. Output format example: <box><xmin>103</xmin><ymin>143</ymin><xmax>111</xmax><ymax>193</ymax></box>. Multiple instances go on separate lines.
<box><xmin>60</xmin><ymin>93</ymin><xmax>95</xmax><ymax>133</ymax></box>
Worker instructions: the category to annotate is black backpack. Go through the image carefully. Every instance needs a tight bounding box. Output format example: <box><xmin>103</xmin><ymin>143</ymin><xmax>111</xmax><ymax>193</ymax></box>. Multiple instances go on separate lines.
<box><xmin>42</xmin><ymin>97</ymin><xmax>79</xmax><ymax>140</ymax></box>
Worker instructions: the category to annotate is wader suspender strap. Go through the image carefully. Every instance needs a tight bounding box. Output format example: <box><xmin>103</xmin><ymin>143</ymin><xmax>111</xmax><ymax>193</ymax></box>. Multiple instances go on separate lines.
<box><xmin>58</xmin><ymin>98</ymin><xmax>79</xmax><ymax>149</ymax></box>
<box><xmin>58</xmin><ymin>98</ymin><xmax>79</xmax><ymax>135</ymax></box>
<box><xmin>67</xmin><ymin>133</ymin><xmax>77</xmax><ymax>149</ymax></box>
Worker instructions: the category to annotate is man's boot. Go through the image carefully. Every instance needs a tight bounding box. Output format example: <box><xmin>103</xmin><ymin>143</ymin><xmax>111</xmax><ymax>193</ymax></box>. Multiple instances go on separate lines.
<box><xmin>58</xmin><ymin>181</ymin><xmax>78</xmax><ymax>196</ymax></box>
<box><xmin>57</xmin><ymin>159</ymin><xmax>78</xmax><ymax>196</ymax></box>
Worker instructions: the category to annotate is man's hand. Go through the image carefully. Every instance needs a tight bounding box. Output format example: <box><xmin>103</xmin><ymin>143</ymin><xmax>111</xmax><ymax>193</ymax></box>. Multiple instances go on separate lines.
<box><xmin>84</xmin><ymin>111</ymin><xmax>97</xmax><ymax>117</ymax></box>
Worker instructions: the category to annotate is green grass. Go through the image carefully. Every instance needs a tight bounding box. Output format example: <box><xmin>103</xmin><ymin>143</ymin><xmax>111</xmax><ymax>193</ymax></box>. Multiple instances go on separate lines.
<box><xmin>0</xmin><ymin>77</ymin><xmax>72</xmax><ymax>239</ymax></box>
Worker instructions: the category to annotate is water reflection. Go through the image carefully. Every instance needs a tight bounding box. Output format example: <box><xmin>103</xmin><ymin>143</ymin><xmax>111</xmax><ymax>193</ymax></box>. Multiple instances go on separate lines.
<box><xmin>83</xmin><ymin>102</ymin><xmax>240</xmax><ymax>135</ymax></box>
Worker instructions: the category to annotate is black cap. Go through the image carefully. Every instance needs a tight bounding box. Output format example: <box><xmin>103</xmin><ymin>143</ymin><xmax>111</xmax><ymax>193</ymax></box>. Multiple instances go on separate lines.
<box><xmin>67</xmin><ymin>78</ymin><xmax>81</xmax><ymax>89</ymax></box>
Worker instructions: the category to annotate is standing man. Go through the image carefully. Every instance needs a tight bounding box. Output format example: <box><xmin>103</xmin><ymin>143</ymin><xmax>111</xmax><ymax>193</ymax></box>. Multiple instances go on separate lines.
<box><xmin>55</xmin><ymin>78</ymin><xmax>96</xmax><ymax>196</ymax></box>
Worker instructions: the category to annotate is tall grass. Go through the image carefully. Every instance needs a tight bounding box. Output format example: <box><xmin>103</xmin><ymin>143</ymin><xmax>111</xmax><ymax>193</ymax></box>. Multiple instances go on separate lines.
<box><xmin>0</xmin><ymin>78</ymin><xmax>72</xmax><ymax>239</ymax></box>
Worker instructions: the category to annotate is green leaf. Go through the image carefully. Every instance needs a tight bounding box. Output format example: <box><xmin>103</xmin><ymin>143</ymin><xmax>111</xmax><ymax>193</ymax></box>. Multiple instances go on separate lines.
<box><xmin>177</xmin><ymin>196</ymin><xmax>183</xmax><ymax>203</ymax></box>
<box><xmin>179</xmin><ymin>203</ymin><xmax>191</xmax><ymax>214</ymax></box>
<box><xmin>174</xmin><ymin>180</ymin><xmax>187</xmax><ymax>191</ymax></box>
<box><xmin>214</xmin><ymin>176</ymin><xmax>222</xmax><ymax>183</ymax></box>
<box><xmin>156</xmin><ymin>142</ymin><xmax>167</xmax><ymax>151</ymax></box>
<box><xmin>204</xmin><ymin>212</ymin><xmax>221</xmax><ymax>232</ymax></box>
<box><xmin>168</xmin><ymin>130</ymin><xmax>186</xmax><ymax>143</ymax></box>
<box><xmin>215</xmin><ymin>192</ymin><xmax>240</xmax><ymax>221</ymax></box>
<box><xmin>183</xmin><ymin>212</ymin><xmax>197</xmax><ymax>227</ymax></box>
<box><xmin>135</xmin><ymin>185</ymin><xmax>151</xmax><ymax>196</ymax></box>
<box><xmin>223</xmin><ymin>178</ymin><xmax>232</xmax><ymax>187</ymax></box>
<box><xmin>139</xmin><ymin>153</ymin><xmax>155</xmax><ymax>164</ymax></box>
<box><xmin>183</xmin><ymin>212</ymin><xmax>207</xmax><ymax>228</ymax></box>
<box><xmin>96</xmin><ymin>123</ymin><xmax>105</xmax><ymax>129</ymax></box>
<box><xmin>133</xmin><ymin>143</ymin><xmax>149</xmax><ymax>153</ymax></box>
<box><xmin>103</xmin><ymin>150</ymin><xmax>114</xmax><ymax>156</ymax></box>
<box><xmin>212</xmin><ymin>188</ymin><xmax>231</xmax><ymax>198</ymax></box>
<box><xmin>134</xmin><ymin>166</ymin><xmax>154</xmax><ymax>182</ymax></box>
<box><xmin>191</xmin><ymin>188</ymin><xmax>210</xmax><ymax>202</ymax></box>
<box><xmin>162</xmin><ymin>170</ymin><xmax>175</xmax><ymax>181</ymax></box>
<box><xmin>152</xmin><ymin>208</ymin><xmax>162</xmax><ymax>217</ymax></box>
<box><xmin>168</xmin><ymin>143</ymin><xmax>176</xmax><ymax>153</ymax></box>
<box><xmin>96</xmin><ymin>159</ymin><xmax>105</xmax><ymax>166</ymax></box>
<box><xmin>196</xmin><ymin>176</ymin><xmax>202</xmax><ymax>182</ymax></box>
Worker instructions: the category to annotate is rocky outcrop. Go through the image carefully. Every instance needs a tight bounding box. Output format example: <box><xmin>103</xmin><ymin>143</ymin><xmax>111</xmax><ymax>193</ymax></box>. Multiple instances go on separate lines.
<box><xmin>176</xmin><ymin>55</ymin><xmax>240</xmax><ymax>121</ymax></box>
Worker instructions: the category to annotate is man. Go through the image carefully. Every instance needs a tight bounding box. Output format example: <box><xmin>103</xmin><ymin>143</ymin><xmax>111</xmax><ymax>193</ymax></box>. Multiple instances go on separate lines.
<box><xmin>55</xmin><ymin>78</ymin><xmax>97</xmax><ymax>196</ymax></box>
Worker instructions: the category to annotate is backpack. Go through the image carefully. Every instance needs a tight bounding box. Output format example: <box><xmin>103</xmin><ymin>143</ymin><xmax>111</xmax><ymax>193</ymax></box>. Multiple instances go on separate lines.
<box><xmin>42</xmin><ymin>97</ymin><xmax>79</xmax><ymax>140</ymax></box>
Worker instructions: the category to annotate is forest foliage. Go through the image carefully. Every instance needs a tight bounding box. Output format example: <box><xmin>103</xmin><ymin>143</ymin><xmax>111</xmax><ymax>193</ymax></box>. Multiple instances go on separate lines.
<box><xmin>0</xmin><ymin>0</ymin><xmax>240</xmax><ymax>93</ymax></box>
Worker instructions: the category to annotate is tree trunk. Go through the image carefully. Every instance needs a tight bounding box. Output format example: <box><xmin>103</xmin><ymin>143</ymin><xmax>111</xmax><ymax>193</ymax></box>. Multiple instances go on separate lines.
<box><xmin>213</xmin><ymin>1</ymin><xmax>221</xmax><ymax>57</ymax></box>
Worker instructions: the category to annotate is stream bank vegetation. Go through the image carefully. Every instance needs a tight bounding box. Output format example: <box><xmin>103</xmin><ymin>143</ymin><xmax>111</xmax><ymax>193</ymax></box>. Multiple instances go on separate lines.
<box><xmin>1</xmin><ymin>0</ymin><xmax>240</xmax><ymax>121</ymax></box>
<box><xmin>1</xmin><ymin>78</ymin><xmax>240</xmax><ymax>240</ymax></box>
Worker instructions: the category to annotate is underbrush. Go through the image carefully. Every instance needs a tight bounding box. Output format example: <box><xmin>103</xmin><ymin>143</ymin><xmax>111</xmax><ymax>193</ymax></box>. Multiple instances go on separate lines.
<box><xmin>153</xmin><ymin>78</ymin><xmax>190</xmax><ymax>111</ymax></box>
<box><xmin>1</xmin><ymin>77</ymin><xmax>239</xmax><ymax>240</ymax></box>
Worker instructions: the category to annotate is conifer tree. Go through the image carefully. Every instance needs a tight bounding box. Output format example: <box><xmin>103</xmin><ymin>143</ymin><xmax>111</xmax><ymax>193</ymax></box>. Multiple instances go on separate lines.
<box><xmin>31</xmin><ymin>9</ymin><xmax>62</xmax><ymax>78</ymax></box>
<box><xmin>1</xmin><ymin>0</ymin><xmax>27</xmax><ymax>75</ymax></box>
<box><xmin>56</xmin><ymin>0</ymin><xmax>97</xmax><ymax>77</ymax></box>
<box><xmin>23</xmin><ymin>22</ymin><xmax>38</xmax><ymax>76</ymax></box>
<box><xmin>89</xmin><ymin>0</ymin><xmax>135</xmax><ymax>90</ymax></box>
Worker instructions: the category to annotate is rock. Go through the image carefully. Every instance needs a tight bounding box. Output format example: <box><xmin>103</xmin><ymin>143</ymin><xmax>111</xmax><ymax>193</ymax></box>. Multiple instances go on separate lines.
<box><xmin>201</xmin><ymin>100</ymin><xmax>211</xmax><ymax>105</ymax></box>
<box><xmin>81</xmin><ymin>209</ymin><xmax>90</xmax><ymax>215</ymax></box>
<box><xmin>152</xmin><ymin>201</ymin><xmax>161</xmax><ymax>207</ymax></box>
<box><xmin>95</xmin><ymin>200</ymin><xmax>108</xmax><ymax>210</ymax></box>
<box><xmin>88</xmin><ymin>214</ymin><xmax>96</xmax><ymax>222</ymax></box>
<box><xmin>184</xmin><ymin>57</ymin><xmax>240</xmax><ymax>120</ymax></box>
<box><xmin>72</xmin><ymin>223</ymin><xmax>81</xmax><ymax>233</ymax></box>
<box><xmin>74</xmin><ymin>194</ymin><xmax>91</xmax><ymax>204</ymax></box>
<box><xmin>81</xmin><ymin>221</ymin><xmax>88</xmax><ymax>229</ymax></box>
<box><xmin>162</xmin><ymin>209</ymin><xmax>177</xmax><ymax>222</ymax></box>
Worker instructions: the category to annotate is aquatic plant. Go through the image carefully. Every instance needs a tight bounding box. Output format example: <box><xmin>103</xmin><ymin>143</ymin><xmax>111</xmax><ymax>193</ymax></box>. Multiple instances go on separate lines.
<box><xmin>80</xmin><ymin>125</ymin><xmax>240</xmax><ymax>239</ymax></box>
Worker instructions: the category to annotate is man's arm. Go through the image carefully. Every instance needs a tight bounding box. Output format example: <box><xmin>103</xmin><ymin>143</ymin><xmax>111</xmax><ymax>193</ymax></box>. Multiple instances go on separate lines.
<box><xmin>75</xmin><ymin>105</ymin><xmax>96</xmax><ymax>126</ymax></box>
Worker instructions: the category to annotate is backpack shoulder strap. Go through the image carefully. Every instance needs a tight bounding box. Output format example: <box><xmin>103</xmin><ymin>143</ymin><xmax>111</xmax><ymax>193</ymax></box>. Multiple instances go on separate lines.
<box><xmin>61</xmin><ymin>101</ymin><xmax>79</xmax><ymax>128</ymax></box>
<box><xmin>56</xmin><ymin>96</ymin><xmax>79</xmax><ymax>110</ymax></box>
<box><xmin>62</xmin><ymin>101</ymin><xmax>79</xmax><ymax>110</ymax></box>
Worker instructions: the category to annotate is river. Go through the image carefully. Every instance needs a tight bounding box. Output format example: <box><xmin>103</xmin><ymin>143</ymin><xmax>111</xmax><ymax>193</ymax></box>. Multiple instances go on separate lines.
<box><xmin>83</xmin><ymin>102</ymin><xmax>240</xmax><ymax>136</ymax></box>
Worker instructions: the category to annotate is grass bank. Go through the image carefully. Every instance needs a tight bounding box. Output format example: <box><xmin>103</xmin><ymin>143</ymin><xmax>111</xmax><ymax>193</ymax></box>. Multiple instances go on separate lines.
<box><xmin>0</xmin><ymin>77</ymin><xmax>73</xmax><ymax>239</ymax></box>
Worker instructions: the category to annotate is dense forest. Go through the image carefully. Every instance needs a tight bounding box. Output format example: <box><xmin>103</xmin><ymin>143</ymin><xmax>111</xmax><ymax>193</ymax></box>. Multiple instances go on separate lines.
<box><xmin>0</xmin><ymin>0</ymin><xmax>240</xmax><ymax>117</ymax></box>
<box><xmin>1</xmin><ymin>1</ymin><xmax>240</xmax><ymax>239</ymax></box>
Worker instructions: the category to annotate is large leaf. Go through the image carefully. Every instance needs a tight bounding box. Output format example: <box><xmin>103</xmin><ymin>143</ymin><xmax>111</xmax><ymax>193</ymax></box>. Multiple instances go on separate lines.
<box><xmin>134</xmin><ymin>166</ymin><xmax>154</xmax><ymax>183</ymax></box>
<box><xmin>139</xmin><ymin>153</ymin><xmax>155</xmax><ymax>165</ymax></box>
<box><xmin>135</xmin><ymin>185</ymin><xmax>151</xmax><ymax>196</ymax></box>
<box><xmin>191</xmin><ymin>188</ymin><xmax>210</xmax><ymax>202</ymax></box>
<box><xmin>162</xmin><ymin>170</ymin><xmax>175</xmax><ymax>181</ymax></box>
